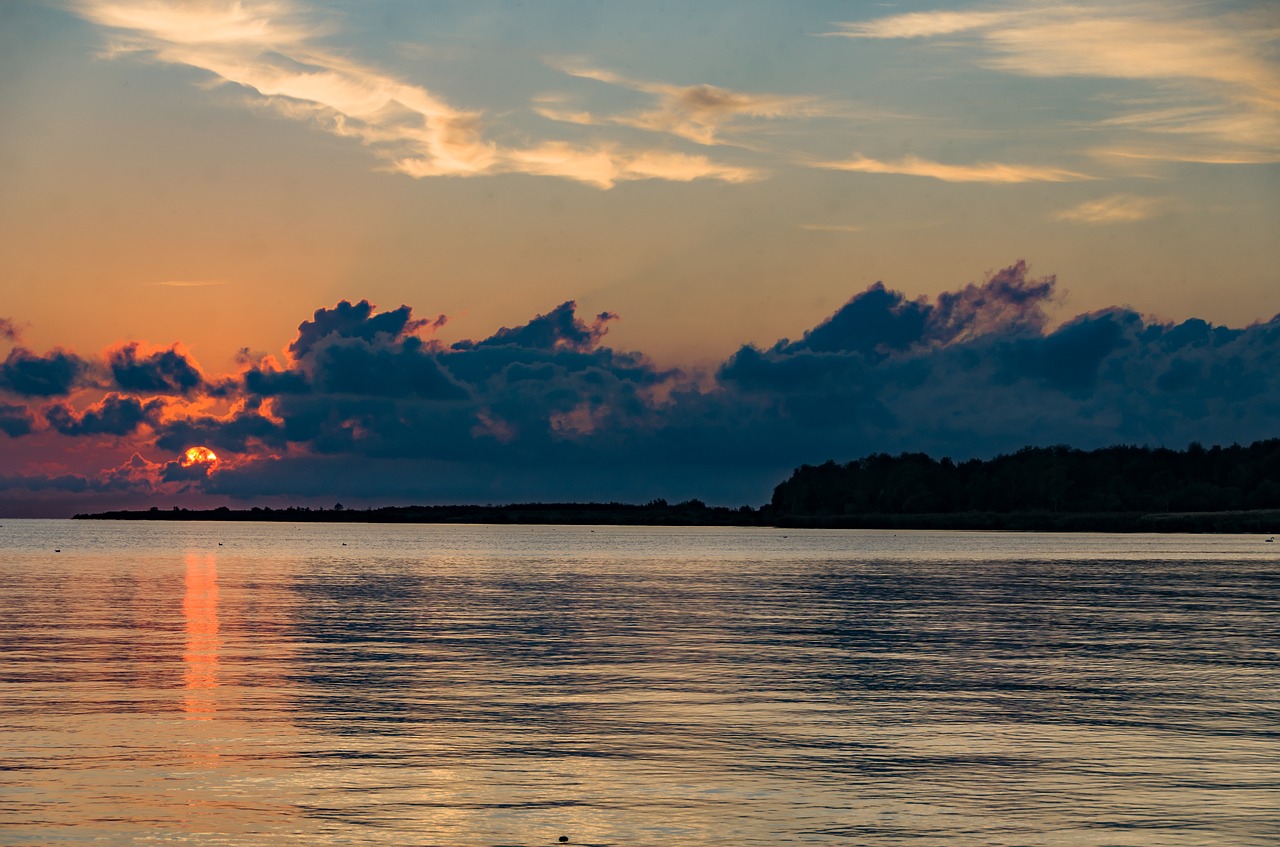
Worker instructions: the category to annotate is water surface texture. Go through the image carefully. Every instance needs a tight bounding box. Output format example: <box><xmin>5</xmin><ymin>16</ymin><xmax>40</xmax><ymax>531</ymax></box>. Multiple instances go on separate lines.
<box><xmin>2</xmin><ymin>521</ymin><xmax>1278</xmax><ymax>846</ymax></box>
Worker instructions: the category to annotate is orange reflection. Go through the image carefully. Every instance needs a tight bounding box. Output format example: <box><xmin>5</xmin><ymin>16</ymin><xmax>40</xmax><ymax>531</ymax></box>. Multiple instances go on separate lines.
<box><xmin>182</xmin><ymin>552</ymin><xmax>220</xmax><ymax>719</ymax></box>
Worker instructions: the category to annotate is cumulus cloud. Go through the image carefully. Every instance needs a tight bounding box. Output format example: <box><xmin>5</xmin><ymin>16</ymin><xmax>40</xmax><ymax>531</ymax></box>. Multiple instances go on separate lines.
<box><xmin>289</xmin><ymin>299</ymin><xmax>437</xmax><ymax>360</ymax></box>
<box><xmin>75</xmin><ymin>0</ymin><xmax>757</xmax><ymax>187</ymax></box>
<box><xmin>465</xmin><ymin>301</ymin><xmax>617</xmax><ymax>353</ymax></box>
<box><xmin>718</xmin><ymin>264</ymin><xmax>1280</xmax><ymax>467</ymax></box>
<box><xmin>199</xmin><ymin>274</ymin><xmax>1280</xmax><ymax>502</ymax></box>
<box><xmin>45</xmin><ymin>393</ymin><xmax>165</xmax><ymax>436</ymax></box>
<box><xmin>827</xmin><ymin>4</ymin><xmax>1280</xmax><ymax>164</ymax></box>
<box><xmin>9</xmin><ymin>263</ymin><xmax>1280</xmax><ymax>508</ymax></box>
<box><xmin>819</xmin><ymin>153</ymin><xmax>1089</xmax><ymax>183</ymax></box>
<box><xmin>777</xmin><ymin>261</ymin><xmax>1055</xmax><ymax>356</ymax></box>
<box><xmin>108</xmin><ymin>342</ymin><xmax>206</xmax><ymax>394</ymax></box>
<box><xmin>0</xmin><ymin>452</ymin><xmax>189</xmax><ymax>496</ymax></box>
<box><xmin>0</xmin><ymin>403</ymin><xmax>35</xmax><ymax>437</ymax></box>
<box><xmin>0</xmin><ymin>348</ymin><xmax>88</xmax><ymax>397</ymax></box>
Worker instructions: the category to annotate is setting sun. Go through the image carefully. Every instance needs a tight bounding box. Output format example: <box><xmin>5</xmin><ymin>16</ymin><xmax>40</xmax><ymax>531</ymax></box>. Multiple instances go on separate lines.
<box><xmin>180</xmin><ymin>446</ymin><xmax>218</xmax><ymax>467</ymax></box>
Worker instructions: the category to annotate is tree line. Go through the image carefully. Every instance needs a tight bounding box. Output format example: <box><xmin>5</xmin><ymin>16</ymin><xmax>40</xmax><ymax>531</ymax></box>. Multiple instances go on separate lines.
<box><xmin>771</xmin><ymin>439</ymin><xmax>1280</xmax><ymax>518</ymax></box>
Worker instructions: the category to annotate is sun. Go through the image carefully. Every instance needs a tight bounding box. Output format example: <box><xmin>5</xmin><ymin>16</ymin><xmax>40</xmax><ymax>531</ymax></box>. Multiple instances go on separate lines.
<box><xmin>180</xmin><ymin>446</ymin><xmax>218</xmax><ymax>467</ymax></box>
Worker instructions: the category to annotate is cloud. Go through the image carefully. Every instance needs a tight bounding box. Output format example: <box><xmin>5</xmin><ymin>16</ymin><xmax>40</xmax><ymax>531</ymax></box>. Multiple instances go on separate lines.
<box><xmin>45</xmin><ymin>393</ymin><xmax>165</xmax><ymax>436</ymax></box>
<box><xmin>12</xmin><ymin>265</ymin><xmax>1280</xmax><ymax>510</ymax></box>
<box><xmin>465</xmin><ymin>301</ymin><xmax>617</xmax><ymax>353</ymax></box>
<box><xmin>765</xmin><ymin>261</ymin><xmax>1055</xmax><ymax>360</ymax></box>
<box><xmin>0</xmin><ymin>403</ymin><xmax>35</xmax><ymax>437</ymax></box>
<box><xmin>819</xmin><ymin>153</ymin><xmax>1089</xmax><ymax>183</ymax></box>
<box><xmin>502</xmin><ymin>143</ymin><xmax>759</xmax><ymax>188</ymax></box>
<box><xmin>220</xmin><ymin>274</ymin><xmax>1280</xmax><ymax>502</ymax></box>
<box><xmin>0</xmin><ymin>318</ymin><xmax>21</xmax><ymax>342</ymax></box>
<box><xmin>0</xmin><ymin>453</ymin><xmax>182</xmax><ymax>495</ymax></box>
<box><xmin>828</xmin><ymin>4</ymin><xmax>1280</xmax><ymax>164</ymax></box>
<box><xmin>548</xmin><ymin>62</ymin><xmax>823</xmax><ymax>146</ymax></box>
<box><xmin>289</xmin><ymin>299</ymin><xmax>437</xmax><ymax>360</ymax></box>
<box><xmin>108</xmin><ymin>342</ymin><xmax>206</xmax><ymax>394</ymax></box>
<box><xmin>75</xmin><ymin>1</ymin><xmax>756</xmax><ymax>187</ymax></box>
<box><xmin>827</xmin><ymin>11</ymin><xmax>1014</xmax><ymax>40</ymax></box>
<box><xmin>1054</xmin><ymin>194</ymin><xmax>1168</xmax><ymax>223</ymax></box>
<box><xmin>0</xmin><ymin>348</ymin><xmax>88</xmax><ymax>397</ymax></box>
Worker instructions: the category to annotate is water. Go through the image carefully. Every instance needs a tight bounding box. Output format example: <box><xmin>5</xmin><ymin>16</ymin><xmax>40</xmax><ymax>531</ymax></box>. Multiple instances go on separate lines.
<box><xmin>1</xmin><ymin>520</ymin><xmax>1277</xmax><ymax>846</ymax></box>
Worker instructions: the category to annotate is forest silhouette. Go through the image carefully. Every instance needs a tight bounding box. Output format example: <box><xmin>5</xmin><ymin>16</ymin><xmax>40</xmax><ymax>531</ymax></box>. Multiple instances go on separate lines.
<box><xmin>78</xmin><ymin>439</ymin><xmax>1280</xmax><ymax>533</ymax></box>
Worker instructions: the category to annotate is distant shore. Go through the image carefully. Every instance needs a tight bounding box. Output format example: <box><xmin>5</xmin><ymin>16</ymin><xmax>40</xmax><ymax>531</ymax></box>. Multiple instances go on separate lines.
<box><xmin>72</xmin><ymin>503</ymin><xmax>1280</xmax><ymax>533</ymax></box>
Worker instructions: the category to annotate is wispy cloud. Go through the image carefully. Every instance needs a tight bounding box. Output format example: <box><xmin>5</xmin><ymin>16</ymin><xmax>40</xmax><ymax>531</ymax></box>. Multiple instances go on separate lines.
<box><xmin>827</xmin><ymin>4</ymin><xmax>1280</xmax><ymax>164</ymax></box>
<box><xmin>827</xmin><ymin>10</ymin><xmax>1014</xmax><ymax>40</ymax></box>
<box><xmin>1054</xmin><ymin>194</ymin><xmax>1167</xmax><ymax>224</ymax></box>
<box><xmin>545</xmin><ymin>61</ymin><xmax>824</xmax><ymax>146</ymax></box>
<box><xmin>76</xmin><ymin>1</ymin><xmax>753</xmax><ymax>188</ymax></box>
<box><xmin>505</xmin><ymin>143</ymin><xmax>758</xmax><ymax>189</ymax></box>
<box><xmin>819</xmin><ymin>153</ymin><xmax>1089</xmax><ymax>183</ymax></box>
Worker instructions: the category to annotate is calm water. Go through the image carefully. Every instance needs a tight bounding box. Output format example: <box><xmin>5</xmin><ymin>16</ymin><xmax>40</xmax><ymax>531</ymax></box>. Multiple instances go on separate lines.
<box><xmin>1</xmin><ymin>521</ymin><xmax>1277</xmax><ymax>846</ymax></box>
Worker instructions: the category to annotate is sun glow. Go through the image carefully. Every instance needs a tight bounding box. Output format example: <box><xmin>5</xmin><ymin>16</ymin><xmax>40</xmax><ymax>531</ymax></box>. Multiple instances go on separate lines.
<box><xmin>181</xmin><ymin>446</ymin><xmax>218</xmax><ymax>467</ymax></box>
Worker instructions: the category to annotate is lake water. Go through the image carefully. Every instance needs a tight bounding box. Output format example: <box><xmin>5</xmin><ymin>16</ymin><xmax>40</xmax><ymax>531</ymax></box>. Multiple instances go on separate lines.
<box><xmin>1</xmin><ymin>520</ymin><xmax>1277</xmax><ymax>846</ymax></box>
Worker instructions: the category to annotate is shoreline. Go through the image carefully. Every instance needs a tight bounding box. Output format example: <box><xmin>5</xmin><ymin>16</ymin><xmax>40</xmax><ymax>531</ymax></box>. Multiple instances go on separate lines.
<box><xmin>71</xmin><ymin>505</ymin><xmax>1280</xmax><ymax>533</ymax></box>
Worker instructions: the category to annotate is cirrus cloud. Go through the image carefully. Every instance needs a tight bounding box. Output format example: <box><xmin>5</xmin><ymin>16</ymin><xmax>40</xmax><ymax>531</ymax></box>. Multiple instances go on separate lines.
<box><xmin>1054</xmin><ymin>194</ymin><xmax>1168</xmax><ymax>224</ymax></box>
<box><xmin>827</xmin><ymin>4</ymin><xmax>1280</xmax><ymax>165</ymax></box>
<box><xmin>74</xmin><ymin>0</ymin><xmax>758</xmax><ymax>188</ymax></box>
<box><xmin>818</xmin><ymin>153</ymin><xmax>1089</xmax><ymax>183</ymax></box>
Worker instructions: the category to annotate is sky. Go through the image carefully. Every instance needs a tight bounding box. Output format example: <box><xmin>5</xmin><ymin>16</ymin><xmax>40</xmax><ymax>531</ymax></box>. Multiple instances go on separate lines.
<box><xmin>1</xmin><ymin>0</ymin><xmax>1278</xmax><ymax>516</ymax></box>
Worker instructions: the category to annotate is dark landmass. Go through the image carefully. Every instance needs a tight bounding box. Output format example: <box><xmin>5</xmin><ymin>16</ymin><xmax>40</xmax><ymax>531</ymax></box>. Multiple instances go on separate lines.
<box><xmin>75</xmin><ymin>499</ymin><xmax>766</xmax><ymax>527</ymax></box>
<box><xmin>773</xmin><ymin>438</ymin><xmax>1280</xmax><ymax>514</ymax></box>
<box><xmin>772</xmin><ymin>509</ymin><xmax>1280</xmax><ymax>533</ymax></box>
<box><xmin>75</xmin><ymin>439</ymin><xmax>1280</xmax><ymax>533</ymax></box>
<box><xmin>769</xmin><ymin>438</ymin><xmax>1280</xmax><ymax>532</ymax></box>
<box><xmin>73</xmin><ymin>503</ymin><xmax>1280</xmax><ymax>532</ymax></box>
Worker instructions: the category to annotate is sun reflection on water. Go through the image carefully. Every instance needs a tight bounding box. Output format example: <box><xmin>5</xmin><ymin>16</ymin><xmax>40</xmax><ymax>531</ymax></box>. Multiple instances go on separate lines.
<box><xmin>182</xmin><ymin>552</ymin><xmax>220</xmax><ymax>720</ymax></box>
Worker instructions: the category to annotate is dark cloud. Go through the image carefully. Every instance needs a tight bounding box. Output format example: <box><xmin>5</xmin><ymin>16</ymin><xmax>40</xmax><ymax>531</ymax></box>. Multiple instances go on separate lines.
<box><xmin>14</xmin><ymin>265</ymin><xmax>1280</xmax><ymax>509</ymax></box>
<box><xmin>0</xmin><ymin>318</ymin><xmax>20</xmax><ymax>342</ymax></box>
<box><xmin>219</xmin><ymin>298</ymin><xmax>671</xmax><ymax>471</ymax></box>
<box><xmin>0</xmin><ymin>472</ymin><xmax>94</xmax><ymax>493</ymax></box>
<box><xmin>0</xmin><ymin>403</ymin><xmax>35</xmax><ymax>437</ymax></box>
<box><xmin>0</xmin><ymin>468</ymin><xmax>144</xmax><ymax>494</ymax></box>
<box><xmin>1006</xmin><ymin>309</ymin><xmax>1132</xmax><ymax>392</ymax></box>
<box><xmin>306</xmin><ymin>337</ymin><xmax>469</xmax><ymax>399</ymax></box>
<box><xmin>0</xmin><ymin>347</ymin><xmax>87</xmax><ymax>397</ymax></box>
<box><xmin>783</xmin><ymin>282</ymin><xmax>930</xmax><ymax>357</ymax></box>
<box><xmin>243</xmin><ymin>364</ymin><xmax>310</xmax><ymax>396</ymax></box>
<box><xmin>289</xmin><ymin>299</ymin><xmax>438</xmax><ymax>360</ymax></box>
<box><xmin>108</xmin><ymin>343</ymin><xmax>204</xmax><ymax>395</ymax></box>
<box><xmin>160</xmin><ymin>459</ymin><xmax>212</xmax><ymax>483</ymax></box>
<box><xmin>929</xmin><ymin>260</ymin><xmax>1054</xmax><ymax>344</ymax></box>
<box><xmin>458</xmin><ymin>301</ymin><xmax>618</xmax><ymax>353</ymax></box>
<box><xmin>718</xmin><ymin>267</ymin><xmax>1280</xmax><ymax>473</ymax></box>
<box><xmin>779</xmin><ymin>260</ymin><xmax>1056</xmax><ymax>357</ymax></box>
<box><xmin>45</xmin><ymin>394</ymin><xmax>165</xmax><ymax>436</ymax></box>
<box><xmin>153</xmin><ymin>407</ymin><xmax>286</xmax><ymax>454</ymax></box>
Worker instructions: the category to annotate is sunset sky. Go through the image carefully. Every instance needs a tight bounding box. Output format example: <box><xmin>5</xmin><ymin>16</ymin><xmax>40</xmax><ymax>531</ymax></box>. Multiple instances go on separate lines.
<box><xmin>2</xmin><ymin>0</ymin><xmax>1279</xmax><ymax>515</ymax></box>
